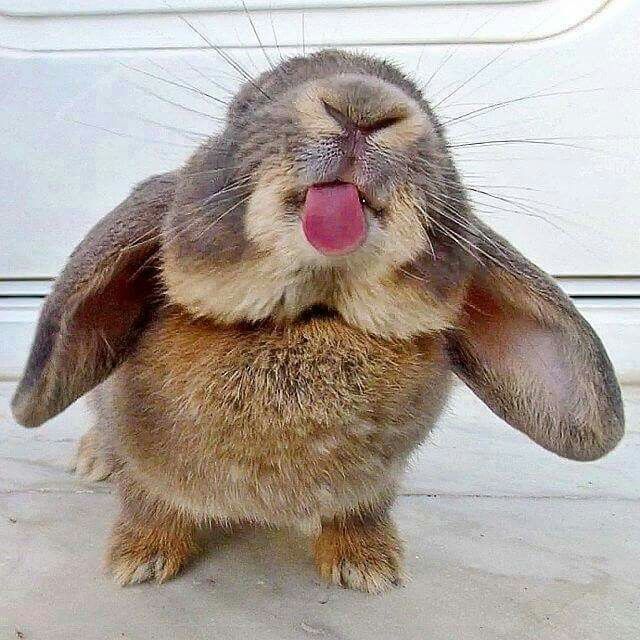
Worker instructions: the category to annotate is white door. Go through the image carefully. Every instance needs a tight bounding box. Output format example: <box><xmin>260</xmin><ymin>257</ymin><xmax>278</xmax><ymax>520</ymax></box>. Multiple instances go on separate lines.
<box><xmin>1</xmin><ymin>0</ymin><xmax>638</xmax><ymax>377</ymax></box>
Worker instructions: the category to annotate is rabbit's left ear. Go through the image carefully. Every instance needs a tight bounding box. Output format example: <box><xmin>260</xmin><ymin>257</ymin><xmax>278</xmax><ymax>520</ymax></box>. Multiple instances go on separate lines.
<box><xmin>11</xmin><ymin>173</ymin><xmax>176</xmax><ymax>428</ymax></box>
<box><xmin>446</xmin><ymin>219</ymin><xmax>624</xmax><ymax>460</ymax></box>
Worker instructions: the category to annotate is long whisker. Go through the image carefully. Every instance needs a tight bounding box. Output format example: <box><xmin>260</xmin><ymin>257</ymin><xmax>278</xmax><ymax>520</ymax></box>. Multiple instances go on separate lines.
<box><xmin>129</xmin><ymin>83</ymin><xmax>226</xmax><ymax>123</ymax></box>
<box><xmin>413</xmin><ymin>155</ymin><xmax>569</xmax><ymax>230</ymax></box>
<box><xmin>268</xmin><ymin>1</ymin><xmax>284</xmax><ymax>63</ymax></box>
<box><xmin>442</xmin><ymin>87</ymin><xmax>612</xmax><ymax>128</ymax></box>
<box><xmin>161</xmin><ymin>180</ymin><xmax>256</xmax><ymax>251</ymax></box>
<box><xmin>427</xmin><ymin>199</ymin><xmax>506</xmax><ymax>254</ymax></box>
<box><xmin>466</xmin><ymin>188</ymin><xmax>566</xmax><ymax>231</ymax></box>
<box><xmin>433</xmin><ymin>45</ymin><xmax>514</xmax><ymax>110</ymax></box>
<box><xmin>242</xmin><ymin>0</ymin><xmax>274</xmax><ymax>70</ymax></box>
<box><xmin>426</xmin><ymin>203</ymin><xmax>515</xmax><ymax>273</ymax></box>
<box><xmin>450</xmin><ymin>138</ymin><xmax>610</xmax><ymax>153</ymax></box>
<box><xmin>130</xmin><ymin>115</ymin><xmax>211</xmax><ymax>141</ymax></box>
<box><xmin>185</xmin><ymin>166</ymin><xmax>244</xmax><ymax>178</ymax></box>
<box><xmin>186</xmin><ymin>176</ymin><xmax>255</xmax><ymax>212</ymax></box>
<box><xmin>145</xmin><ymin>57</ymin><xmax>233</xmax><ymax>105</ymax></box>
<box><xmin>197</xmin><ymin>193</ymin><xmax>253</xmax><ymax>239</ymax></box>
<box><xmin>68</xmin><ymin>119</ymin><xmax>196</xmax><ymax>150</ymax></box>
<box><xmin>121</xmin><ymin>63</ymin><xmax>229</xmax><ymax>107</ymax></box>
<box><xmin>173</xmin><ymin>10</ymin><xmax>272</xmax><ymax>100</ymax></box>
<box><xmin>432</xmin><ymin>10</ymin><xmax>565</xmax><ymax>111</ymax></box>
<box><xmin>417</xmin><ymin>203</ymin><xmax>482</xmax><ymax>267</ymax></box>
<box><xmin>422</xmin><ymin>9</ymin><xmax>502</xmax><ymax>92</ymax></box>
<box><xmin>181</xmin><ymin>57</ymin><xmax>236</xmax><ymax>97</ymax></box>
<box><xmin>301</xmin><ymin>5</ymin><xmax>306</xmax><ymax>56</ymax></box>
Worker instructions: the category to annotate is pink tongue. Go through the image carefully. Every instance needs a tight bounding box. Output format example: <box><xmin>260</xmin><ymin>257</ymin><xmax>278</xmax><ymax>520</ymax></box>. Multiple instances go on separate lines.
<box><xmin>302</xmin><ymin>183</ymin><xmax>366</xmax><ymax>255</ymax></box>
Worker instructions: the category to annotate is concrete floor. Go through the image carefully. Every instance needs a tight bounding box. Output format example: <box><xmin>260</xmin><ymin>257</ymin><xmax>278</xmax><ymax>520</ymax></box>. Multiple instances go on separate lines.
<box><xmin>1</xmin><ymin>381</ymin><xmax>638</xmax><ymax>640</ymax></box>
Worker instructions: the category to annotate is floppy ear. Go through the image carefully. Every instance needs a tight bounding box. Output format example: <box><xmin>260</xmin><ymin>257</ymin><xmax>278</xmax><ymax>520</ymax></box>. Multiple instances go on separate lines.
<box><xmin>446</xmin><ymin>218</ymin><xmax>624</xmax><ymax>461</ymax></box>
<box><xmin>11</xmin><ymin>173</ymin><xmax>176</xmax><ymax>428</ymax></box>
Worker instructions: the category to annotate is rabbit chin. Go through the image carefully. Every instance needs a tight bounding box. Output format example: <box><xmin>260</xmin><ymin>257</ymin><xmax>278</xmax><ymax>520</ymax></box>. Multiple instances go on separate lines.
<box><xmin>162</xmin><ymin>167</ymin><xmax>459</xmax><ymax>338</ymax></box>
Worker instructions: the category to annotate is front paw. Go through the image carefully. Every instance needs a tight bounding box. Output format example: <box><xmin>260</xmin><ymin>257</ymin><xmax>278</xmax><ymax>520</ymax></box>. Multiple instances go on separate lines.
<box><xmin>106</xmin><ymin>517</ymin><xmax>200</xmax><ymax>586</ymax></box>
<box><xmin>314</xmin><ymin>514</ymin><xmax>405</xmax><ymax>594</ymax></box>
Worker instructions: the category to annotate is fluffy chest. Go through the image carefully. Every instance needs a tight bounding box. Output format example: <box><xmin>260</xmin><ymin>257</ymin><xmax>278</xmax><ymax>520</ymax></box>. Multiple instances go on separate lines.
<box><xmin>122</xmin><ymin>308</ymin><xmax>451</xmax><ymax>522</ymax></box>
<box><xmin>133</xmin><ymin>307</ymin><xmax>447</xmax><ymax>443</ymax></box>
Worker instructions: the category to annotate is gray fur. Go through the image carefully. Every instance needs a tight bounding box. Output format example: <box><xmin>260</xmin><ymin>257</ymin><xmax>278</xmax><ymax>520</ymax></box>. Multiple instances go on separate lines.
<box><xmin>12</xmin><ymin>48</ymin><xmax>624</xmax><ymax>466</ymax></box>
<box><xmin>446</xmin><ymin>216</ymin><xmax>624</xmax><ymax>460</ymax></box>
<box><xmin>11</xmin><ymin>173</ymin><xmax>176</xmax><ymax>427</ymax></box>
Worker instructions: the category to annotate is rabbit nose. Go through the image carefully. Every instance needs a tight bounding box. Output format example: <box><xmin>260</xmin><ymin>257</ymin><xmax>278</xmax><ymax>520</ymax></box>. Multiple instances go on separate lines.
<box><xmin>322</xmin><ymin>100</ymin><xmax>402</xmax><ymax>136</ymax></box>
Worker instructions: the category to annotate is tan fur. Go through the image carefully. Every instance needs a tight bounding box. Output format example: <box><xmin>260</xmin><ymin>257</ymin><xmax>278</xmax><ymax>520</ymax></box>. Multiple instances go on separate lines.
<box><xmin>314</xmin><ymin>509</ymin><xmax>404</xmax><ymax>594</ymax></box>
<box><xmin>293</xmin><ymin>74</ymin><xmax>427</xmax><ymax>148</ymax></box>
<box><xmin>107</xmin><ymin>492</ymin><xmax>203</xmax><ymax>586</ymax></box>
<box><xmin>69</xmin><ymin>425</ymin><xmax>115</xmax><ymax>482</ymax></box>
<box><xmin>104</xmin><ymin>307</ymin><xmax>449</xmax><ymax>528</ymax></box>
<box><xmin>163</xmin><ymin>165</ymin><xmax>459</xmax><ymax>339</ymax></box>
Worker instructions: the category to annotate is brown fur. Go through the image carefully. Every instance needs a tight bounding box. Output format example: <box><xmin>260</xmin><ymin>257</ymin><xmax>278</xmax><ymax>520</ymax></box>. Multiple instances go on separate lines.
<box><xmin>107</xmin><ymin>485</ymin><xmax>203</xmax><ymax>586</ymax></box>
<box><xmin>11</xmin><ymin>49</ymin><xmax>624</xmax><ymax>594</ymax></box>
<box><xmin>103</xmin><ymin>307</ymin><xmax>449</xmax><ymax>527</ymax></box>
<box><xmin>314</xmin><ymin>506</ymin><xmax>404</xmax><ymax>594</ymax></box>
<box><xmin>89</xmin><ymin>306</ymin><xmax>448</xmax><ymax>589</ymax></box>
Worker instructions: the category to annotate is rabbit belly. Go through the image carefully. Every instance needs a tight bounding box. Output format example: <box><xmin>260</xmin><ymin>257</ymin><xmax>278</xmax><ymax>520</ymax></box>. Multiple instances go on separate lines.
<box><xmin>110</xmin><ymin>307</ymin><xmax>451</xmax><ymax>526</ymax></box>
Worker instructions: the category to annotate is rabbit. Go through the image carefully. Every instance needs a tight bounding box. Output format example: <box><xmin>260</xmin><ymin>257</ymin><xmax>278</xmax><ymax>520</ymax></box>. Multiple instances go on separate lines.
<box><xmin>11</xmin><ymin>49</ymin><xmax>624</xmax><ymax>594</ymax></box>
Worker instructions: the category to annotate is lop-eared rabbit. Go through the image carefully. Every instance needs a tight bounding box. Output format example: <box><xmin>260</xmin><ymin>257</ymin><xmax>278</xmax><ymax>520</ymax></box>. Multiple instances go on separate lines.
<box><xmin>12</xmin><ymin>50</ymin><xmax>624</xmax><ymax>593</ymax></box>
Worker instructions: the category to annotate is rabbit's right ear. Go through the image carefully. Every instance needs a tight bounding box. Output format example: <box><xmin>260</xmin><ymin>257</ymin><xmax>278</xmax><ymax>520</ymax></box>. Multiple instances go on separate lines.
<box><xmin>444</xmin><ymin>217</ymin><xmax>624</xmax><ymax>461</ymax></box>
<box><xmin>11</xmin><ymin>173</ymin><xmax>176</xmax><ymax>428</ymax></box>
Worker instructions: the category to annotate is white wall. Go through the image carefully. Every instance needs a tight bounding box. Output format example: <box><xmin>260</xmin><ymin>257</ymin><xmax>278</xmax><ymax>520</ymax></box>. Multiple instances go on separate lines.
<box><xmin>0</xmin><ymin>0</ymin><xmax>638</xmax><ymax>379</ymax></box>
